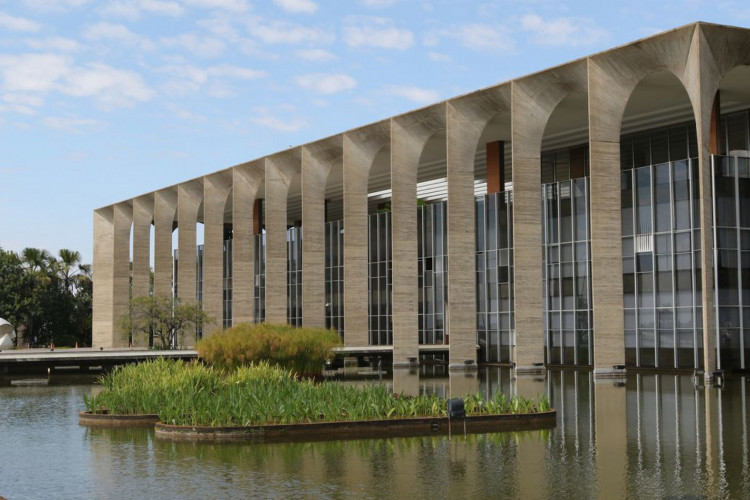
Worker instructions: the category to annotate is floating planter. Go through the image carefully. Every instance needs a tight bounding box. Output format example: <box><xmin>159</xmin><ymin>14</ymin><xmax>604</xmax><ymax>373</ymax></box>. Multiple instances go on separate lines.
<box><xmin>153</xmin><ymin>411</ymin><xmax>557</xmax><ymax>443</ymax></box>
<box><xmin>78</xmin><ymin>411</ymin><xmax>160</xmax><ymax>427</ymax></box>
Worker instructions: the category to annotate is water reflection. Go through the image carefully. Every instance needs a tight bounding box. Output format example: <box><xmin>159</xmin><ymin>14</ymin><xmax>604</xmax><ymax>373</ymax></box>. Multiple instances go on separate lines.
<box><xmin>0</xmin><ymin>370</ymin><xmax>748</xmax><ymax>499</ymax></box>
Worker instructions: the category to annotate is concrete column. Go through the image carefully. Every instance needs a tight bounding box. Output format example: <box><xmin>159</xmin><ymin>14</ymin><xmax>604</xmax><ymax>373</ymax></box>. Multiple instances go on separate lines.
<box><xmin>232</xmin><ymin>162</ymin><xmax>263</xmax><ymax>325</ymax></box>
<box><xmin>446</xmin><ymin>90</ymin><xmax>510</xmax><ymax>369</ymax></box>
<box><xmin>177</xmin><ymin>180</ymin><xmax>202</xmax><ymax>308</ymax></box>
<box><xmin>302</xmin><ymin>139</ymin><xmax>342</xmax><ymax>328</ymax></box>
<box><xmin>131</xmin><ymin>195</ymin><xmax>153</xmax><ymax>347</ymax></box>
<box><xmin>265</xmin><ymin>152</ymin><xmax>301</xmax><ymax>324</ymax></box>
<box><xmin>153</xmin><ymin>189</ymin><xmax>177</xmax><ymax>298</ymax></box>
<box><xmin>391</xmin><ymin>108</ymin><xmax>445</xmax><ymax>366</ymax></box>
<box><xmin>92</xmin><ymin>203</ymin><xmax>131</xmax><ymax>348</ymax></box>
<box><xmin>203</xmin><ymin>172</ymin><xmax>232</xmax><ymax>335</ymax></box>
<box><xmin>343</xmin><ymin>122</ymin><xmax>390</xmax><ymax>348</ymax></box>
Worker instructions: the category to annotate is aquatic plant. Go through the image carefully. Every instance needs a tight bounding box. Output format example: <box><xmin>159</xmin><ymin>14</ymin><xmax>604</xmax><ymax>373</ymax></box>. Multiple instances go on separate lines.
<box><xmin>84</xmin><ymin>359</ymin><xmax>551</xmax><ymax>427</ymax></box>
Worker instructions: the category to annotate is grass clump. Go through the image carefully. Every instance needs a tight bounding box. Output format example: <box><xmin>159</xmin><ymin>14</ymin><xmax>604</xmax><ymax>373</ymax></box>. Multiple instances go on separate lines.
<box><xmin>197</xmin><ymin>323</ymin><xmax>341</xmax><ymax>375</ymax></box>
<box><xmin>84</xmin><ymin>359</ymin><xmax>551</xmax><ymax>427</ymax></box>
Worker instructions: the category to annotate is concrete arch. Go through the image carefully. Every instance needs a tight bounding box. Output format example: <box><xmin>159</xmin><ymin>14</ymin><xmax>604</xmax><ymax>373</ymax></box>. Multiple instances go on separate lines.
<box><xmin>446</xmin><ymin>85</ymin><xmax>512</xmax><ymax>367</ymax></box>
<box><xmin>511</xmin><ymin>59</ymin><xmax>588</xmax><ymax>370</ymax></box>
<box><xmin>342</xmin><ymin>120</ymin><xmax>390</xmax><ymax>347</ymax></box>
<box><xmin>177</xmin><ymin>179</ymin><xmax>203</xmax><ymax>314</ymax></box>
<box><xmin>265</xmin><ymin>150</ymin><xmax>302</xmax><ymax>324</ymax></box>
<box><xmin>153</xmin><ymin>188</ymin><xmax>177</xmax><ymax>299</ymax></box>
<box><xmin>232</xmin><ymin>160</ymin><xmax>264</xmax><ymax>326</ymax></box>
<box><xmin>390</xmin><ymin>104</ymin><xmax>446</xmax><ymax>365</ymax></box>
<box><xmin>302</xmin><ymin>137</ymin><xmax>343</xmax><ymax>328</ymax></box>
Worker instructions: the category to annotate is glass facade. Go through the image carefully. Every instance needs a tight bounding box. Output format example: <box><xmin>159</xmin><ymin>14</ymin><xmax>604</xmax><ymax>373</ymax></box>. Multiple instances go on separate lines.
<box><xmin>712</xmin><ymin>155</ymin><xmax>750</xmax><ymax>369</ymax></box>
<box><xmin>253</xmin><ymin>232</ymin><xmax>265</xmax><ymax>323</ymax></box>
<box><xmin>287</xmin><ymin>226</ymin><xmax>302</xmax><ymax>327</ymax></box>
<box><xmin>222</xmin><ymin>239</ymin><xmax>232</xmax><ymax>329</ymax></box>
<box><xmin>418</xmin><ymin>202</ymin><xmax>448</xmax><ymax>345</ymax></box>
<box><xmin>368</xmin><ymin>211</ymin><xmax>392</xmax><ymax>345</ymax></box>
<box><xmin>543</xmin><ymin>178</ymin><xmax>593</xmax><ymax>366</ymax></box>
<box><xmin>325</xmin><ymin>220</ymin><xmax>344</xmax><ymax>339</ymax></box>
<box><xmin>476</xmin><ymin>191</ymin><xmax>514</xmax><ymax>363</ymax></box>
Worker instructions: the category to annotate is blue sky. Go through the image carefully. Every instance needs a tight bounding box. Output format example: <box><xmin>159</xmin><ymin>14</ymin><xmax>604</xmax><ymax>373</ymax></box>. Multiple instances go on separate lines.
<box><xmin>0</xmin><ymin>0</ymin><xmax>749</xmax><ymax>264</ymax></box>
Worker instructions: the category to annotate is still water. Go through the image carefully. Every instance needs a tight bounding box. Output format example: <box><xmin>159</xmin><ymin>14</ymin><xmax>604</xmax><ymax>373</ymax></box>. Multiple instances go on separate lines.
<box><xmin>0</xmin><ymin>369</ymin><xmax>748</xmax><ymax>499</ymax></box>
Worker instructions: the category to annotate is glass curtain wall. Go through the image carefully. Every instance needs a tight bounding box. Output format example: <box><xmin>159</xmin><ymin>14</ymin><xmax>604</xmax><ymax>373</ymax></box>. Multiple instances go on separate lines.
<box><xmin>223</xmin><ymin>238</ymin><xmax>232</xmax><ymax>329</ymax></box>
<box><xmin>369</xmin><ymin>211</ymin><xmax>392</xmax><ymax>345</ymax></box>
<box><xmin>253</xmin><ymin>232</ymin><xmax>265</xmax><ymax>323</ymax></box>
<box><xmin>543</xmin><ymin>178</ymin><xmax>593</xmax><ymax>366</ymax></box>
<box><xmin>621</xmin><ymin>122</ymin><xmax>702</xmax><ymax>369</ymax></box>
<box><xmin>287</xmin><ymin>226</ymin><xmax>302</xmax><ymax>327</ymax></box>
<box><xmin>418</xmin><ymin>202</ymin><xmax>448</xmax><ymax>345</ymax></box>
<box><xmin>476</xmin><ymin>191</ymin><xmax>514</xmax><ymax>363</ymax></box>
<box><xmin>325</xmin><ymin>220</ymin><xmax>344</xmax><ymax>339</ymax></box>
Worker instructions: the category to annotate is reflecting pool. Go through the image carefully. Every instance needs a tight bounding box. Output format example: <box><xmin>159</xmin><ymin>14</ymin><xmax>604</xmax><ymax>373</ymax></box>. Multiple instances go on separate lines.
<box><xmin>0</xmin><ymin>369</ymin><xmax>748</xmax><ymax>499</ymax></box>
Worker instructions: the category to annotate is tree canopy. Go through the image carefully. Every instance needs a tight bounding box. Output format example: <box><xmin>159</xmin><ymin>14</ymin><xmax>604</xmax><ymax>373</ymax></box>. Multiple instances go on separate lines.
<box><xmin>120</xmin><ymin>295</ymin><xmax>212</xmax><ymax>349</ymax></box>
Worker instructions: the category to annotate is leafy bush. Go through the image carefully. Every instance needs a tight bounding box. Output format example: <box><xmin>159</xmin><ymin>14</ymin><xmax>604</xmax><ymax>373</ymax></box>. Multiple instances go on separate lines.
<box><xmin>197</xmin><ymin>323</ymin><xmax>341</xmax><ymax>375</ymax></box>
<box><xmin>84</xmin><ymin>359</ymin><xmax>551</xmax><ymax>427</ymax></box>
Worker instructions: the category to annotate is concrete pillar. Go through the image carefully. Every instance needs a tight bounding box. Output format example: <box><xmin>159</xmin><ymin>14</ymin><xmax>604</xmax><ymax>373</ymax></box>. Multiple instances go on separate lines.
<box><xmin>203</xmin><ymin>171</ymin><xmax>232</xmax><ymax>335</ymax></box>
<box><xmin>302</xmin><ymin>139</ymin><xmax>342</xmax><ymax>328</ymax></box>
<box><xmin>177</xmin><ymin>180</ymin><xmax>202</xmax><ymax>307</ymax></box>
<box><xmin>446</xmin><ymin>88</ymin><xmax>510</xmax><ymax>369</ymax></box>
<box><xmin>342</xmin><ymin>121</ymin><xmax>390</xmax><ymax>348</ymax></box>
<box><xmin>131</xmin><ymin>195</ymin><xmax>153</xmax><ymax>347</ymax></box>
<box><xmin>92</xmin><ymin>203</ymin><xmax>131</xmax><ymax>348</ymax></box>
<box><xmin>391</xmin><ymin>107</ymin><xmax>445</xmax><ymax>366</ymax></box>
<box><xmin>265</xmin><ymin>152</ymin><xmax>301</xmax><ymax>324</ymax></box>
<box><xmin>233</xmin><ymin>161</ymin><xmax>264</xmax><ymax>325</ymax></box>
<box><xmin>511</xmin><ymin>62</ymin><xmax>587</xmax><ymax>372</ymax></box>
<box><xmin>153</xmin><ymin>189</ymin><xmax>177</xmax><ymax>298</ymax></box>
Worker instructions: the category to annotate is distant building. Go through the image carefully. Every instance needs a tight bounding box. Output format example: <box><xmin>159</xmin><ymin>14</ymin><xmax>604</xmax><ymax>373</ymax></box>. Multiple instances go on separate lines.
<box><xmin>93</xmin><ymin>22</ymin><xmax>750</xmax><ymax>377</ymax></box>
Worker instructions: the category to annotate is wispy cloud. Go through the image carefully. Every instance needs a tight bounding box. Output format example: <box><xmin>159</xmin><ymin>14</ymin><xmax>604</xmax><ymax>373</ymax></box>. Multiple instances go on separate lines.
<box><xmin>295</xmin><ymin>48</ymin><xmax>337</xmax><ymax>61</ymax></box>
<box><xmin>42</xmin><ymin>116</ymin><xmax>101</xmax><ymax>133</ymax></box>
<box><xmin>248</xmin><ymin>18</ymin><xmax>334</xmax><ymax>45</ymax></box>
<box><xmin>520</xmin><ymin>14</ymin><xmax>609</xmax><ymax>47</ymax></box>
<box><xmin>273</xmin><ymin>0</ymin><xmax>318</xmax><ymax>14</ymax></box>
<box><xmin>159</xmin><ymin>63</ymin><xmax>267</xmax><ymax>96</ymax></box>
<box><xmin>83</xmin><ymin>22</ymin><xmax>155</xmax><ymax>51</ymax></box>
<box><xmin>360</xmin><ymin>0</ymin><xmax>396</xmax><ymax>7</ymax></box>
<box><xmin>384</xmin><ymin>85</ymin><xmax>439</xmax><ymax>103</ymax></box>
<box><xmin>251</xmin><ymin>108</ymin><xmax>309</xmax><ymax>131</ymax></box>
<box><xmin>25</xmin><ymin>37</ymin><xmax>82</xmax><ymax>52</ymax></box>
<box><xmin>438</xmin><ymin>23</ymin><xmax>516</xmax><ymax>53</ymax></box>
<box><xmin>343</xmin><ymin>16</ymin><xmax>413</xmax><ymax>49</ymax></box>
<box><xmin>160</xmin><ymin>33</ymin><xmax>226</xmax><ymax>57</ymax></box>
<box><xmin>296</xmin><ymin>73</ymin><xmax>356</xmax><ymax>94</ymax></box>
<box><xmin>0</xmin><ymin>12</ymin><xmax>42</xmax><ymax>32</ymax></box>
<box><xmin>99</xmin><ymin>0</ymin><xmax>184</xmax><ymax>19</ymax></box>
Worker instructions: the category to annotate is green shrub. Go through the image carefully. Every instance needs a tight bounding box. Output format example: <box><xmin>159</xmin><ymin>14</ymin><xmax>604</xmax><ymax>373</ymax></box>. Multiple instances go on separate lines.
<box><xmin>197</xmin><ymin>323</ymin><xmax>341</xmax><ymax>375</ymax></box>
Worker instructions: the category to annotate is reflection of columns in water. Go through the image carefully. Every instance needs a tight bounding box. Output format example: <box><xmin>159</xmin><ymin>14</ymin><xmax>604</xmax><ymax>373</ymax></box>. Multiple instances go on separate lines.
<box><xmin>392</xmin><ymin>367</ymin><xmax>420</xmax><ymax>397</ymax></box>
<box><xmin>594</xmin><ymin>378</ymin><xmax>627</xmax><ymax>497</ymax></box>
<box><xmin>449</xmin><ymin>371</ymin><xmax>479</xmax><ymax>398</ymax></box>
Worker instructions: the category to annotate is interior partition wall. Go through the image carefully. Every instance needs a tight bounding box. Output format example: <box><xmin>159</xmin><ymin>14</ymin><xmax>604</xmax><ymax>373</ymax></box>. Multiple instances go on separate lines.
<box><xmin>476</xmin><ymin>191</ymin><xmax>514</xmax><ymax>363</ymax></box>
<box><xmin>325</xmin><ymin>220</ymin><xmax>344</xmax><ymax>338</ymax></box>
<box><xmin>543</xmin><ymin>178</ymin><xmax>593</xmax><ymax>366</ymax></box>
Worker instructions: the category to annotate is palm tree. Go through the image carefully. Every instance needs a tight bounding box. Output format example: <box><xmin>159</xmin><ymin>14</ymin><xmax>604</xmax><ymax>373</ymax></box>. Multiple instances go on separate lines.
<box><xmin>54</xmin><ymin>249</ymin><xmax>91</xmax><ymax>294</ymax></box>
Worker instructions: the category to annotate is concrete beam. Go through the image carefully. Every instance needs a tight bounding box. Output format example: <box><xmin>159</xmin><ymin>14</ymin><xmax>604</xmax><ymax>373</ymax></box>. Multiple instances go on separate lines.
<box><xmin>203</xmin><ymin>171</ymin><xmax>232</xmax><ymax>336</ymax></box>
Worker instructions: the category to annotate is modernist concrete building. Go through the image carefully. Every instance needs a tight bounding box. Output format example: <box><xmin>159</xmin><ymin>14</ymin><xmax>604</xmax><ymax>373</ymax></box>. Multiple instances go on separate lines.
<box><xmin>93</xmin><ymin>22</ymin><xmax>750</xmax><ymax>378</ymax></box>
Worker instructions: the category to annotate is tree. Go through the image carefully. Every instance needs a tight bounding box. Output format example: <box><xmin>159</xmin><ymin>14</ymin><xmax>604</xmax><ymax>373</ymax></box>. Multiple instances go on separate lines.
<box><xmin>120</xmin><ymin>295</ymin><xmax>213</xmax><ymax>349</ymax></box>
<box><xmin>0</xmin><ymin>249</ymin><xmax>33</xmax><ymax>346</ymax></box>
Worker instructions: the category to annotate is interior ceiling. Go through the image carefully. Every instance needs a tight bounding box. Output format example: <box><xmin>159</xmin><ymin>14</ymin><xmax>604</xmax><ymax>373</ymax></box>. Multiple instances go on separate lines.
<box><xmin>197</xmin><ymin>66</ymin><xmax>750</xmax><ymax>226</ymax></box>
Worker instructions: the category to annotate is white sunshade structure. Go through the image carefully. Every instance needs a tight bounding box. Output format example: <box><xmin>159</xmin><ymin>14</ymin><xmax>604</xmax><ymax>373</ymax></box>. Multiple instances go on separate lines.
<box><xmin>0</xmin><ymin>318</ymin><xmax>16</xmax><ymax>349</ymax></box>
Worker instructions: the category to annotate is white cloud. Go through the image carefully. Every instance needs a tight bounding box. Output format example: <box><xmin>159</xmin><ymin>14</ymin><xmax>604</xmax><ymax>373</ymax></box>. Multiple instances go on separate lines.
<box><xmin>25</xmin><ymin>37</ymin><xmax>82</xmax><ymax>52</ymax></box>
<box><xmin>208</xmin><ymin>64</ymin><xmax>268</xmax><ymax>80</ymax></box>
<box><xmin>0</xmin><ymin>12</ymin><xmax>42</xmax><ymax>32</ymax></box>
<box><xmin>61</xmin><ymin>63</ymin><xmax>155</xmax><ymax>108</ymax></box>
<box><xmin>1</xmin><ymin>93</ymin><xmax>44</xmax><ymax>115</ymax></box>
<box><xmin>42</xmin><ymin>116</ymin><xmax>101</xmax><ymax>133</ymax></box>
<box><xmin>441</xmin><ymin>23</ymin><xmax>515</xmax><ymax>53</ymax></box>
<box><xmin>248</xmin><ymin>18</ymin><xmax>334</xmax><ymax>45</ymax></box>
<box><xmin>159</xmin><ymin>63</ymin><xmax>267</xmax><ymax>96</ymax></box>
<box><xmin>428</xmin><ymin>52</ymin><xmax>451</xmax><ymax>63</ymax></box>
<box><xmin>295</xmin><ymin>48</ymin><xmax>336</xmax><ymax>62</ymax></box>
<box><xmin>343</xmin><ymin>16</ymin><xmax>413</xmax><ymax>50</ymax></box>
<box><xmin>520</xmin><ymin>14</ymin><xmax>609</xmax><ymax>47</ymax></box>
<box><xmin>251</xmin><ymin>111</ymin><xmax>309</xmax><ymax>132</ymax></box>
<box><xmin>385</xmin><ymin>85</ymin><xmax>439</xmax><ymax>103</ymax></box>
<box><xmin>183</xmin><ymin>0</ymin><xmax>250</xmax><ymax>11</ymax></box>
<box><xmin>296</xmin><ymin>73</ymin><xmax>356</xmax><ymax>94</ymax></box>
<box><xmin>22</xmin><ymin>0</ymin><xmax>91</xmax><ymax>12</ymax></box>
<box><xmin>361</xmin><ymin>0</ymin><xmax>396</xmax><ymax>7</ymax></box>
<box><xmin>273</xmin><ymin>0</ymin><xmax>318</xmax><ymax>14</ymax></box>
<box><xmin>83</xmin><ymin>22</ymin><xmax>155</xmax><ymax>51</ymax></box>
<box><xmin>0</xmin><ymin>53</ymin><xmax>71</xmax><ymax>93</ymax></box>
<box><xmin>98</xmin><ymin>0</ymin><xmax>184</xmax><ymax>19</ymax></box>
<box><xmin>161</xmin><ymin>34</ymin><xmax>226</xmax><ymax>57</ymax></box>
